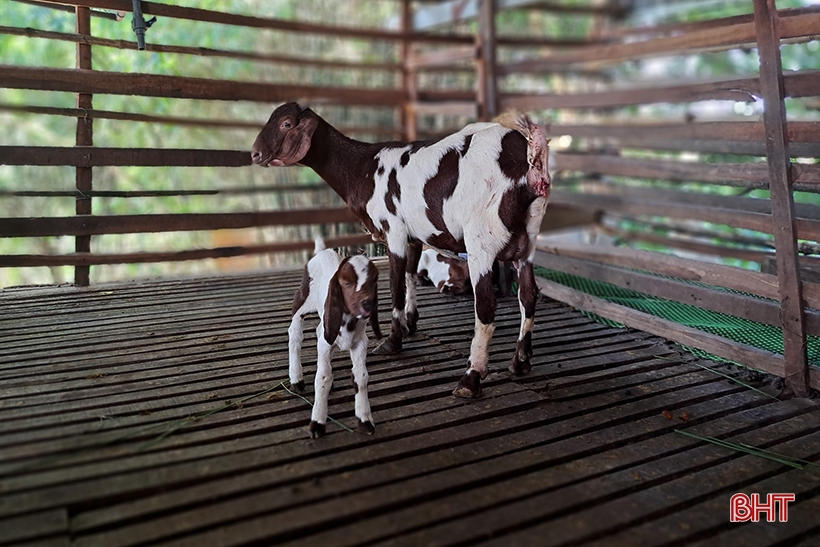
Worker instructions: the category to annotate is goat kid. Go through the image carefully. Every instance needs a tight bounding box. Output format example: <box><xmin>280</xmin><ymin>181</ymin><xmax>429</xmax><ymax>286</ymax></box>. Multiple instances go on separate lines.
<box><xmin>253</xmin><ymin>103</ymin><xmax>550</xmax><ymax>399</ymax></box>
<box><xmin>288</xmin><ymin>238</ymin><xmax>381</xmax><ymax>438</ymax></box>
<box><xmin>417</xmin><ymin>248</ymin><xmax>471</xmax><ymax>295</ymax></box>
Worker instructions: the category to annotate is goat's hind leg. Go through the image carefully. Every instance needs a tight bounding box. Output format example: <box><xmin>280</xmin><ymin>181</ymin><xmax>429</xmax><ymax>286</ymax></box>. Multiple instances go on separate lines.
<box><xmin>404</xmin><ymin>239</ymin><xmax>423</xmax><ymax>336</ymax></box>
<box><xmin>509</xmin><ymin>260</ymin><xmax>537</xmax><ymax>376</ymax></box>
<box><xmin>453</xmin><ymin>262</ymin><xmax>497</xmax><ymax>399</ymax></box>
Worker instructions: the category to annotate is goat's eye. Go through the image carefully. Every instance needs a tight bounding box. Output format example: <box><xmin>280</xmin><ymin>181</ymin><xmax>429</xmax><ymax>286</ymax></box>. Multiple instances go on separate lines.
<box><xmin>281</xmin><ymin>121</ymin><xmax>293</xmax><ymax>129</ymax></box>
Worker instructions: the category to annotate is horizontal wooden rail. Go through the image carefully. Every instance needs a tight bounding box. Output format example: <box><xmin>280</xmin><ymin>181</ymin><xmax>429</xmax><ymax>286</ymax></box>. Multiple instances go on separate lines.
<box><xmin>551</xmin><ymin>191</ymin><xmax>820</xmax><ymax>242</ymax></box>
<box><xmin>534</xmin><ymin>275</ymin><xmax>787</xmax><ymax>379</ymax></box>
<box><xmin>553</xmin><ymin>152</ymin><xmax>820</xmax><ymax>191</ymax></box>
<box><xmin>500</xmin><ymin>9</ymin><xmax>820</xmax><ymax>74</ymax></box>
<box><xmin>0</xmin><ymin>208</ymin><xmax>360</xmax><ymax>237</ymax></box>
<box><xmin>502</xmin><ymin>70</ymin><xmax>820</xmax><ymax>111</ymax></box>
<box><xmin>33</xmin><ymin>0</ymin><xmax>578</xmax><ymax>47</ymax></box>
<box><xmin>0</xmin><ymin>233</ymin><xmax>374</xmax><ymax>267</ymax></box>
<box><xmin>0</xmin><ymin>147</ymin><xmax>251</xmax><ymax>167</ymax></box>
<box><xmin>535</xmin><ymin>244</ymin><xmax>784</xmax><ymax>304</ymax></box>
<box><xmin>0</xmin><ymin>26</ymin><xmax>402</xmax><ymax>73</ymax></box>
<box><xmin>0</xmin><ymin>65</ymin><xmax>409</xmax><ymax>106</ymax></box>
<box><xmin>534</xmin><ymin>251</ymin><xmax>820</xmax><ymax>336</ymax></box>
<box><xmin>0</xmin><ymin>103</ymin><xmax>401</xmax><ymax>137</ymax></box>
<box><xmin>552</xmin><ymin>121</ymin><xmax>820</xmax><ymax>158</ymax></box>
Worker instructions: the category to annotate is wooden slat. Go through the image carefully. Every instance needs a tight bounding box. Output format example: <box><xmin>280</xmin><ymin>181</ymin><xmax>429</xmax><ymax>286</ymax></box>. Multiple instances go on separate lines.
<box><xmin>500</xmin><ymin>9</ymin><xmax>820</xmax><ymax>73</ymax></box>
<box><xmin>0</xmin><ymin>26</ymin><xmax>403</xmax><ymax>72</ymax></box>
<box><xmin>534</xmin><ymin>276</ymin><xmax>786</xmax><ymax>378</ymax></box>
<box><xmin>534</xmin><ymin>251</ymin><xmax>820</xmax><ymax>336</ymax></box>
<box><xmin>553</xmin><ymin>152</ymin><xmax>820</xmax><ymax>190</ymax></box>
<box><xmin>405</xmin><ymin>46</ymin><xmax>475</xmax><ymax>69</ymax></box>
<box><xmin>502</xmin><ymin>70</ymin><xmax>820</xmax><ymax>110</ymax></box>
<box><xmin>551</xmin><ymin>120</ymin><xmax>820</xmax><ymax>158</ymax></box>
<box><xmin>0</xmin><ymin>207</ymin><xmax>360</xmax><ymax>237</ymax></box>
<box><xmin>755</xmin><ymin>0</ymin><xmax>809</xmax><ymax>397</ymax></box>
<box><xmin>0</xmin><ymin>233</ymin><xmax>374</xmax><ymax>267</ymax></box>
<box><xmin>552</xmin><ymin>190</ymin><xmax>820</xmax><ymax>242</ymax></box>
<box><xmin>0</xmin><ymin>65</ymin><xmax>408</xmax><ymax>106</ymax></box>
<box><xmin>0</xmin><ymin>146</ymin><xmax>251</xmax><ymax>167</ymax></box>
<box><xmin>74</xmin><ymin>5</ymin><xmax>92</xmax><ymax>287</ymax></box>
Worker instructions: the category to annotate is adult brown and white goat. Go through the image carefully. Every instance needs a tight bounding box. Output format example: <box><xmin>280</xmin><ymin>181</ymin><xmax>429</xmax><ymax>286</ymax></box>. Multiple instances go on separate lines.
<box><xmin>288</xmin><ymin>238</ymin><xmax>381</xmax><ymax>438</ymax></box>
<box><xmin>253</xmin><ymin>103</ymin><xmax>550</xmax><ymax>398</ymax></box>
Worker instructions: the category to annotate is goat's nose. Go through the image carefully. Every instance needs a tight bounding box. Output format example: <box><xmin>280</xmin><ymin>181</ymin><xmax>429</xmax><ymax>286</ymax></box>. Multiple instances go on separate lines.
<box><xmin>250</xmin><ymin>148</ymin><xmax>263</xmax><ymax>163</ymax></box>
<box><xmin>361</xmin><ymin>300</ymin><xmax>373</xmax><ymax>312</ymax></box>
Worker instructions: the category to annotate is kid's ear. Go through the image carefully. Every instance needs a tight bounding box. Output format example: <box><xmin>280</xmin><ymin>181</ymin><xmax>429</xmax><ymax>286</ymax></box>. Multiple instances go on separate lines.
<box><xmin>323</xmin><ymin>270</ymin><xmax>344</xmax><ymax>345</ymax></box>
<box><xmin>279</xmin><ymin>108</ymin><xmax>318</xmax><ymax>166</ymax></box>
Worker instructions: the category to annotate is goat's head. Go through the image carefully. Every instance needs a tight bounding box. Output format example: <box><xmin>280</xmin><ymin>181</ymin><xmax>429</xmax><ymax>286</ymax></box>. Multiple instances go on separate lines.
<box><xmin>251</xmin><ymin>102</ymin><xmax>318</xmax><ymax>167</ymax></box>
<box><xmin>324</xmin><ymin>256</ymin><xmax>382</xmax><ymax>341</ymax></box>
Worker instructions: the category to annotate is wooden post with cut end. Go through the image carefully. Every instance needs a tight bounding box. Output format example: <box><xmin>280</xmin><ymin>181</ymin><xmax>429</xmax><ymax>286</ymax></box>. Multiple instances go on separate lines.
<box><xmin>75</xmin><ymin>6</ymin><xmax>93</xmax><ymax>286</ymax></box>
<box><xmin>476</xmin><ymin>0</ymin><xmax>498</xmax><ymax>121</ymax></box>
<box><xmin>754</xmin><ymin>0</ymin><xmax>809</xmax><ymax>396</ymax></box>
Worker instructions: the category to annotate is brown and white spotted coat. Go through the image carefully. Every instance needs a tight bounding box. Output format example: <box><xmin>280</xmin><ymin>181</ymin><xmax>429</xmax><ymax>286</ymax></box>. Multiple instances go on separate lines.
<box><xmin>288</xmin><ymin>239</ymin><xmax>381</xmax><ymax>438</ymax></box>
<box><xmin>417</xmin><ymin>248</ymin><xmax>471</xmax><ymax>295</ymax></box>
<box><xmin>254</xmin><ymin>103</ymin><xmax>550</xmax><ymax>398</ymax></box>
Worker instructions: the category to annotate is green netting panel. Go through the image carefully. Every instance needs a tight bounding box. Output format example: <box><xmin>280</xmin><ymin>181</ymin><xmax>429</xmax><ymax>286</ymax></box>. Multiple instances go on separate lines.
<box><xmin>535</xmin><ymin>267</ymin><xmax>820</xmax><ymax>368</ymax></box>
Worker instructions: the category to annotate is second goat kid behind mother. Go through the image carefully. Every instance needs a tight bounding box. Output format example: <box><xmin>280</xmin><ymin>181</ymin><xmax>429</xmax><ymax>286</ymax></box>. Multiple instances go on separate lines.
<box><xmin>252</xmin><ymin>103</ymin><xmax>550</xmax><ymax>399</ymax></box>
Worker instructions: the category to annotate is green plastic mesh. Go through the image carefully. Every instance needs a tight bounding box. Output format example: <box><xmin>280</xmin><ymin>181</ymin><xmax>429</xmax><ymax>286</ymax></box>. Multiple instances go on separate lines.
<box><xmin>535</xmin><ymin>267</ymin><xmax>820</xmax><ymax>368</ymax></box>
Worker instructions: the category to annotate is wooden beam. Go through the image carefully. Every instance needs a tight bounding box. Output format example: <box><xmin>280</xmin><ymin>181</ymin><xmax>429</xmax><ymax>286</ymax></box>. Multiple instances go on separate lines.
<box><xmin>0</xmin><ymin>65</ymin><xmax>408</xmax><ymax>106</ymax></box>
<box><xmin>0</xmin><ymin>208</ymin><xmax>361</xmax><ymax>237</ymax></box>
<box><xmin>74</xmin><ymin>5</ymin><xmax>92</xmax><ymax>286</ymax></box>
<box><xmin>755</xmin><ymin>0</ymin><xmax>808</xmax><ymax>396</ymax></box>
<box><xmin>552</xmin><ymin>190</ymin><xmax>820</xmax><ymax>242</ymax></box>
<box><xmin>476</xmin><ymin>0</ymin><xmax>499</xmax><ymax>121</ymax></box>
<box><xmin>551</xmin><ymin>121</ymin><xmax>820</xmax><ymax>158</ymax></box>
<box><xmin>0</xmin><ymin>147</ymin><xmax>250</xmax><ymax>167</ymax></box>
<box><xmin>0</xmin><ymin>233</ymin><xmax>374</xmax><ymax>267</ymax></box>
<box><xmin>535</xmin><ymin>245</ymin><xmax>785</xmax><ymax>304</ymax></box>
<box><xmin>533</xmin><ymin>251</ymin><xmax>820</xmax><ymax>336</ymax></box>
<box><xmin>0</xmin><ymin>26</ymin><xmax>402</xmax><ymax>73</ymax></box>
<box><xmin>501</xmin><ymin>70</ymin><xmax>820</xmax><ymax>111</ymax></box>
<box><xmin>500</xmin><ymin>10</ymin><xmax>820</xmax><ymax>74</ymax></box>
<box><xmin>534</xmin><ymin>276</ymin><xmax>786</xmax><ymax>379</ymax></box>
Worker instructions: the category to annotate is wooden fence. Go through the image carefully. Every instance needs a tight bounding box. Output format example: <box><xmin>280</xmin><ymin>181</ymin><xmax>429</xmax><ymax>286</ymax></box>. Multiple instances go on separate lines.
<box><xmin>1</xmin><ymin>0</ymin><xmax>819</xmax><ymax>395</ymax></box>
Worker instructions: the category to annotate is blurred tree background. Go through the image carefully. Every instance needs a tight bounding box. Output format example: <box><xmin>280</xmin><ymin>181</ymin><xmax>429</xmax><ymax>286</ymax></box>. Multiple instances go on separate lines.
<box><xmin>1</xmin><ymin>0</ymin><xmax>818</xmax><ymax>287</ymax></box>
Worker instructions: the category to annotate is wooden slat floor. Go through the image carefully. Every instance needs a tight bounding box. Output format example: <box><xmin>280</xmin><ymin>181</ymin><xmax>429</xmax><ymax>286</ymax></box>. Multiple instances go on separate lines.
<box><xmin>1</xmin><ymin>267</ymin><xmax>819</xmax><ymax>547</ymax></box>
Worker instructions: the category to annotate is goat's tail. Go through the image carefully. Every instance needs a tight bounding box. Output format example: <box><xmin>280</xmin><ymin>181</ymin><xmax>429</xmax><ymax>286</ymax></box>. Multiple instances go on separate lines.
<box><xmin>314</xmin><ymin>236</ymin><xmax>326</xmax><ymax>255</ymax></box>
<box><xmin>495</xmin><ymin>111</ymin><xmax>551</xmax><ymax>197</ymax></box>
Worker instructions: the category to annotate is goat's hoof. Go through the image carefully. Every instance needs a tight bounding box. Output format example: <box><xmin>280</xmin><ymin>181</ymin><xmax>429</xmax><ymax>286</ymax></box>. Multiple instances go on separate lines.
<box><xmin>309</xmin><ymin>421</ymin><xmax>326</xmax><ymax>439</ymax></box>
<box><xmin>290</xmin><ymin>380</ymin><xmax>305</xmax><ymax>392</ymax></box>
<box><xmin>508</xmin><ymin>355</ymin><xmax>532</xmax><ymax>376</ymax></box>
<box><xmin>372</xmin><ymin>338</ymin><xmax>401</xmax><ymax>355</ymax></box>
<box><xmin>406</xmin><ymin>309</ymin><xmax>419</xmax><ymax>336</ymax></box>
<box><xmin>357</xmin><ymin>419</ymin><xmax>376</xmax><ymax>435</ymax></box>
<box><xmin>452</xmin><ymin>370</ymin><xmax>482</xmax><ymax>399</ymax></box>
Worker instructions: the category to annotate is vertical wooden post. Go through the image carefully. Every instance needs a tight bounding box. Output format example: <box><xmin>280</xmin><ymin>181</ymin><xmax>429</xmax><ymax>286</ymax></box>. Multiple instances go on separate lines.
<box><xmin>400</xmin><ymin>0</ymin><xmax>417</xmax><ymax>142</ymax></box>
<box><xmin>476</xmin><ymin>0</ymin><xmax>498</xmax><ymax>121</ymax></box>
<box><xmin>754</xmin><ymin>0</ymin><xmax>808</xmax><ymax>396</ymax></box>
<box><xmin>75</xmin><ymin>6</ymin><xmax>93</xmax><ymax>286</ymax></box>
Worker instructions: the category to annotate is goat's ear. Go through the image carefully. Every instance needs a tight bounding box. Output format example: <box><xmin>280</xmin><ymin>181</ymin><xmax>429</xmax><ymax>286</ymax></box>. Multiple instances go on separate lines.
<box><xmin>279</xmin><ymin>108</ymin><xmax>318</xmax><ymax>166</ymax></box>
<box><xmin>322</xmin><ymin>270</ymin><xmax>345</xmax><ymax>345</ymax></box>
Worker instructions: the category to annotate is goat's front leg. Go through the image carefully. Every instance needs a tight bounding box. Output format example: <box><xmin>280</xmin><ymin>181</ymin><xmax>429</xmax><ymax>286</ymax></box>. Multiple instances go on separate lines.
<box><xmin>309</xmin><ymin>332</ymin><xmax>335</xmax><ymax>438</ymax></box>
<box><xmin>509</xmin><ymin>260</ymin><xmax>537</xmax><ymax>376</ymax></box>
<box><xmin>373</xmin><ymin>249</ymin><xmax>408</xmax><ymax>355</ymax></box>
<box><xmin>453</xmin><ymin>267</ymin><xmax>496</xmax><ymax>398</ymax></box>
<box><xmin>350</xmin><ymin>332</ymin><xmax>375</xmax><ymax>434</ymax></box>
<box><xmin>404</xmin><ymin>239</ymin><xmax>423</xmax><ymax>336</ymax></box>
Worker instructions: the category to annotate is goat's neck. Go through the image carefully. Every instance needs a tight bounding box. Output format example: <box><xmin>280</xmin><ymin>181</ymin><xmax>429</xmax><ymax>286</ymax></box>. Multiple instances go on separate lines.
<box><xmin>299</xmin><ymin>118</ymin><xmax>378</xmax><ymax>204</ymax></box>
